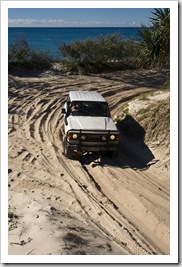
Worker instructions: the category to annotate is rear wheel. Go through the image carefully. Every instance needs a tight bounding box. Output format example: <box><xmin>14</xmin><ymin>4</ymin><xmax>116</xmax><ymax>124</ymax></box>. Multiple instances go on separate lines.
<box><xmin>63</xmin><ymin>138</ymin><xmax>74</xmax><ymax>159</ymax></box>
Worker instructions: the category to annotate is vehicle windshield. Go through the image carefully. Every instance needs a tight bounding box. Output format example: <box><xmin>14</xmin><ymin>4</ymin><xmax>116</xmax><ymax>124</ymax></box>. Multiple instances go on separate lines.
<box><xmin>69</xmin><ymin>101</ymin><xmax>110</xmax><ymax>117</ymax></box>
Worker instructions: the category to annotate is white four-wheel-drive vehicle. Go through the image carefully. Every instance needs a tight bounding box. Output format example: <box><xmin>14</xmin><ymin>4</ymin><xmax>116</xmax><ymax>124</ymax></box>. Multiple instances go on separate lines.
<box><xmin>62</xmin><ymin>90</ymin><xmax>120</xmax><ymax>159</ymax></box>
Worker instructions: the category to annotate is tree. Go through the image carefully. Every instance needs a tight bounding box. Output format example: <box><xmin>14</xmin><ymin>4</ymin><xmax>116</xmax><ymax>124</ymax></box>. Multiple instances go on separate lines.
<box><xmin>137</xmin><ymin>8</ymin><xmax>170</xmax><ymax>68</ymax></box>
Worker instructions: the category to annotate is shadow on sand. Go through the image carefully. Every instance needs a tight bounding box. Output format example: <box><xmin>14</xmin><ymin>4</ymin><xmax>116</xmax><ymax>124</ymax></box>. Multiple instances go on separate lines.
<box><xmin>76</xmin><ymin>115</ymin><xmax>158</xmax><ymax>171</ymax></box>
<box><xmin>97</xmin><ymin>69</ymin><xmax>168</xmax><ymax>90</ymax></box>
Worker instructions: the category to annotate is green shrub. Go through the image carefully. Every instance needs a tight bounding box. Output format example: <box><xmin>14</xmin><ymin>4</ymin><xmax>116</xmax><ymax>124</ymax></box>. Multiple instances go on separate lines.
<box><xmin>9</xmin><ymin>35</ymin><xmax>52</xmax><ymax>70</ymax></box>
<box><xmin>163</xmin><ymin>72</ymin><xmax>170</xmax><ymax>90</ymax></box>
<box><xmin>59</xmin><ymin>34</ymin><xmax>137</xmax><ymax>74</ymax></box>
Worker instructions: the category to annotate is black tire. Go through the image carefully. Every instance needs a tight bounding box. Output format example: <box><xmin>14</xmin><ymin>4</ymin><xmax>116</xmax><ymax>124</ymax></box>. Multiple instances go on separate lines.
<box><xmin>107</xmin><ymin>150</ymin><xmax>119</xmax><ymax>158</ymax></box>
<box><xmin>63</xmin><ymin>138</ymin><xmax>74</xmax><ymax>159</ymax></box>
<box><xmin>112</xmin><ymin>150</ymin><xmax>119</xmax><ymax>157</ymax></box>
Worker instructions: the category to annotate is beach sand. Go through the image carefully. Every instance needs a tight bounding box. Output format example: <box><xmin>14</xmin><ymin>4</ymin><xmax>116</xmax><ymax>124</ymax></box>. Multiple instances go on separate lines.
<box><xmin>8</xmin><ymin>66</ymin><xmax>170</xmax><ymax>256</ymax></box>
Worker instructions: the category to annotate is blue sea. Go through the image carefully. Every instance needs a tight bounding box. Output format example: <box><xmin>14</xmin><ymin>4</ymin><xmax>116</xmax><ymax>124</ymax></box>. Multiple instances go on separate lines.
<box><xmin>8</xmin><ymin>27</ymin><xmax>141</xmax><ymax>58</ymax></box>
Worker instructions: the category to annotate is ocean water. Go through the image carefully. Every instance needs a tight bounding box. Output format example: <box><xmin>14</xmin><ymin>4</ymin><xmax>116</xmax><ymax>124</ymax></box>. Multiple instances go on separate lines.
<box><xmin>8</xmin><ymin>27</ymin><xmax>141</xmax><ymax>58</ymax></box>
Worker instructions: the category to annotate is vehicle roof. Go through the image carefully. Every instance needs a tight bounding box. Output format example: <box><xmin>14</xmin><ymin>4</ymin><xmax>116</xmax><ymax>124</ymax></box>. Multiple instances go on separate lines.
<box><xmin>69</xmin><ymin>90</ymin><xmax>106</xmax><ymax>102</ymax></box>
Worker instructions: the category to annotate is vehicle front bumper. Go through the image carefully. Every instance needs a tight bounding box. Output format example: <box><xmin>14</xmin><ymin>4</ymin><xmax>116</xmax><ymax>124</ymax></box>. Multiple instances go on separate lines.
<box><xmin>67</xmin><ymin>143</ymin><xmax>119</xmax><ymax>152</ymax></box>
<box><xmin>65</xmin><ymin>129</ymin><xmax>120</xmax><ymax>152</ymax></box>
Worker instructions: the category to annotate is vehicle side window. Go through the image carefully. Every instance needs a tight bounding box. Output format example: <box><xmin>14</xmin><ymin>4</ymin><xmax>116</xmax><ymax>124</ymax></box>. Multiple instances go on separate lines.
<box><xmin>69</xmin><ymin>102</ymin><xmax>84</xmax><ymax>115</ymax></box>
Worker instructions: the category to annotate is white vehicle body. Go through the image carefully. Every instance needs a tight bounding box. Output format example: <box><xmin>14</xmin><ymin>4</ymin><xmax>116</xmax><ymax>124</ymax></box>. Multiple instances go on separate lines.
<box><xmin>62</xmin><ymin>91</ymin><xmax>120</xmax><ymax>158</ymax></box>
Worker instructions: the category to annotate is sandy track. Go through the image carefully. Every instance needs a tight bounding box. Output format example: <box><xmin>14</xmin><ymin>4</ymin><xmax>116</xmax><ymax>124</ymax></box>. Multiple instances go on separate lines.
<box><xmin>8</xmin><ymin>68</ymin><xmax>169</xmax><ymax>255</ymax></box>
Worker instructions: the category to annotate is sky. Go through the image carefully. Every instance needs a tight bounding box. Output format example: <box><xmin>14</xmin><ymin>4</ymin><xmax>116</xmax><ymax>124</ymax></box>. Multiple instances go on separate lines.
<box><xmin>8</xmin><ymin>8</ymin><xmax>155</xmax><ymax>27</ymax></box>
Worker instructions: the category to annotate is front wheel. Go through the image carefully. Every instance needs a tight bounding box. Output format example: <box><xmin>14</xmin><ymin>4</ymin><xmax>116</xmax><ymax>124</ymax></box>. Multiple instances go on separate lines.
<box><xmin>63</xmin><ymin>138</ymin><xmax>74</xmax><ymax>159</ymax></box>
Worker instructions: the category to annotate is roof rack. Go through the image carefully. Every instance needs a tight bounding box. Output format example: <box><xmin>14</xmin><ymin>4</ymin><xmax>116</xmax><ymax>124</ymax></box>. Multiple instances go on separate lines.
<box><xmin>69</xmin><ymin>91</ymin><xmax>106</xmax><ymax>102</ymax></box>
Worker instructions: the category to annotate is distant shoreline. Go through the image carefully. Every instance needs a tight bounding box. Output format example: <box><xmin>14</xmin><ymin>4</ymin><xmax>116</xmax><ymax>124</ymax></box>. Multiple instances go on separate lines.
<box><xmin>8</xmin><ymin>26</ymin><xmax>143</xmax><ymax>29</ymax></box>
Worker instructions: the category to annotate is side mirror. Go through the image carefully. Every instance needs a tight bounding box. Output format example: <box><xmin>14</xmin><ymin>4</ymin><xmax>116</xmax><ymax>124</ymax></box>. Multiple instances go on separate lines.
<box><xmin>62</xmin><ymin>108</ymin><xmax>66</xmax><ymax>114</ymax></box>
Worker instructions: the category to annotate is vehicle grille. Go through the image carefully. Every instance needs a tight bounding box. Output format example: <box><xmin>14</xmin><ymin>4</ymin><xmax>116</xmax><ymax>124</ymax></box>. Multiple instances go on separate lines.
<box><xmin>85</xmin><ymin>134</ymin><xmax>105</xmax><ymax>142</ymax></box>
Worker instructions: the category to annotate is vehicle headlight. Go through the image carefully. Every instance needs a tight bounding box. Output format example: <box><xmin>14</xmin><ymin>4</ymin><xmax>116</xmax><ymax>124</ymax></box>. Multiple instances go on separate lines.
<box><xmin>110</xmin><ymin>134</ymin><xmax>116</xmax><ymax>140</ymax></box>
<box><xmin>81</xmin><ymin>135</ymin><xmax>86</xmax><ymax>141</ymax></box>
<box><xmin>102</xmin><ymin>136</ymin><xmax>107</xmax><ymax>141</ymax></box>
<box><xmin>72</xmin><ymin>133</ymin><xmax>78</xmax><ymax>139</ymax></box>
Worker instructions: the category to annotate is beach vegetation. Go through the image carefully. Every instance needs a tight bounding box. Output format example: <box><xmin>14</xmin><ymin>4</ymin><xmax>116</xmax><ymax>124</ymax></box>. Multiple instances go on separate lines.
<box><xmin>59</xmin><ymin>34</ymin><xmax>137</xmax><ymax>74</ymax></box>
<box><xmin>163</xmin><ymin>72</ymin><xmax>170</xmax><ymax>90</ymax></box>
<box><xmin>8</xmin><ymin>35</ymin><xmax>52</xmax><ymax>70</ymax></box>
<box><xmin>136</xmin><ymin>8</ymin><xmax>170</xmax><ymax>68</ymax></box>
<box><xmin>8</xmin><ymin>206</ymin><xmax>18</xmax><ymax>231</ymax></box>
<box><xmin>59</xmin><ymin>7</ymin><xmax>170</xmax><ymax>74</ymax></box>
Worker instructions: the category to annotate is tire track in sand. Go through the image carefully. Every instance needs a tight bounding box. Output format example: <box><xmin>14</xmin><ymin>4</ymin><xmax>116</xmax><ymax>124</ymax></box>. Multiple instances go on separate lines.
<box><xmin>8</xmin><ymin>69</ymin><xmax>170</xmax><ymax>255</ymax></box>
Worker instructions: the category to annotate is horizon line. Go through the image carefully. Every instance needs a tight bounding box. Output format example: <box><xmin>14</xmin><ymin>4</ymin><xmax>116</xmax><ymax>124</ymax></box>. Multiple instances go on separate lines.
<box><xmin>8</xmin><ymin>25</ymin><xmax>143</xmax><ymax>28</ymax></box>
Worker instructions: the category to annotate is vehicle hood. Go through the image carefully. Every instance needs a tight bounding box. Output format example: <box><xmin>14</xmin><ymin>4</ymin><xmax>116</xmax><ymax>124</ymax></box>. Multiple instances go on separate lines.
<box><xmin>67</xmin><ymin>116</ymin><xmax>118</xmax><ymax>131</ymax></box>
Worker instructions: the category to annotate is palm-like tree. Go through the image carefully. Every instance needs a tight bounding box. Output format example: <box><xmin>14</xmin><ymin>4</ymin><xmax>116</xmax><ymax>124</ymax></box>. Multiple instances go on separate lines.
<box><xmin>137</xmin><ymin>8</ymin><xmax>170</xmax><ymax>68</ymax></box>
